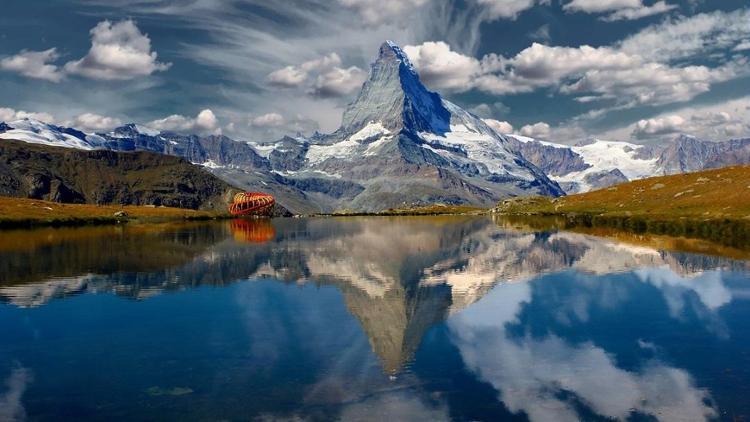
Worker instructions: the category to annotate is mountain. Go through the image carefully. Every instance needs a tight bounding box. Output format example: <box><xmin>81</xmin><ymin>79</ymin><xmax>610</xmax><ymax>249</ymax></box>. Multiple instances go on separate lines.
<box><xmin>0</xmin><ymin>42</ymin><xmax>562</xmax><ymax>213</ymax></box>
<box><xmin>656</xmin><ymin>134</ymin><xmax>750</xmax><ymax>174</ymax></box>
<box><xmin>3</xmin><ymin>42</ymin><xmax>748</xmax><ymax>206</ymax></box>
<box><xmin>238</xmin><ymin>41</ymin><xmax>563</xmax><ymax>211</ymax></box>
<box><xmin>282</xmin><ymin>41</ymin><xmax>563</xmax><ymax>211</ymax></box>
<box><xmin>0</xmin><ymin>139</ymin><xmax>237</xmax><ymax>210</ymax></box>
<box><xmin>508</xmin><ymin>134</ymin><xmax>750</xmax><ymax>193</ymax></box>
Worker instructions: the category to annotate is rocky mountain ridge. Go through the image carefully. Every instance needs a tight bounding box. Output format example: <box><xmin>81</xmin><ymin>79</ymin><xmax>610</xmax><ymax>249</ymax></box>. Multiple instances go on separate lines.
<box><xmin>1</xmin><ymin>41</ymin><xmax>748</xmax><ymax>205</ymax></box>
<box><xmin>507</xmin><ymin>134</ymin><xmax>750</xmax><ymax>193</ymax></box>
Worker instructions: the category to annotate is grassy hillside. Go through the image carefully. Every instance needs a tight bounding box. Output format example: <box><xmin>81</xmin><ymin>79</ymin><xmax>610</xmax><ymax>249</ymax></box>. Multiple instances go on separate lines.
<box><xmin>495</xmin><ymin>165</ymin><xmax>750</xmax><ymax>247</ymax></box>
<box><xmin>0</xmin><ymin>139</ymin><xmax>238</xmax><ymax>210</ymax></box>
<box><xmin>0</xmin><ymin>196</ymin><xmax>226</xmax><ymax>228</ymax></box>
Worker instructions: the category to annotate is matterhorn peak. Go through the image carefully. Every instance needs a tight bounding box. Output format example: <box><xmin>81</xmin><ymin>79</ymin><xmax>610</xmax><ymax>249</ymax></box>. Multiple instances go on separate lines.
<box><xmin>380</xmin><ymin>40</ymin><xmax>417</xmax><ymax>75</ymax></box>
<box><xmin>340</xmin><ymin>40</ymin><xmax>450</xmax><ymax>136</ymax></box>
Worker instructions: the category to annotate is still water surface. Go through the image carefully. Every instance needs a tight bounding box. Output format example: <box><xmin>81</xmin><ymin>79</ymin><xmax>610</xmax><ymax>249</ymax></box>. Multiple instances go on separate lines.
<box><xmin>0</xmin><ymin>216</ymin><xmax>748</xmax><ymax>421</ymax></box>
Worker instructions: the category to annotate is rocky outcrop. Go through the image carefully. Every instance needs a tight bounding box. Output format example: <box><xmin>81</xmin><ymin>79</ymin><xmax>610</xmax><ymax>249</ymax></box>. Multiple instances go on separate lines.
<box><xmin>656</xmin><ymin>134</ymin><xmax>750</xmax><ymax>174</ymax></box>
<box><xmin>582</xmin><ymin>168</ymin><xmax>629</xmax><ymax>190</ymax></box>
<box><xmin>507</xmin><ymin>138</ymin><xmax>590</xmax><ymax>176</ymax></box>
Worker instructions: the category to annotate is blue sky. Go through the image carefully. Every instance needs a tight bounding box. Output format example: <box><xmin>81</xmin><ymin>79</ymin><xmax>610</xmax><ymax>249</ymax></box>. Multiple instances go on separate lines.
<box><xmin>0</xmin><ymin>0</ymin><xmax>748</xmax><ymax>144</ymax></box>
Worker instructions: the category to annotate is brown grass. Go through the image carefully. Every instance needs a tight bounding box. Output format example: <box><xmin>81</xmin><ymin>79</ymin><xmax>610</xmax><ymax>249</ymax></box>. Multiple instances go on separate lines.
<box><xmin>494</xmin><ymin>166</ymin><xmax>750</xmax><ymax>247</ymax></box>
<box><xmin>0</xmin><ymin>196</ymin><xmax>228</xmax><ymax>228</ymax></box>
<box><xmin>496</xmin><ymin>165</ymin><xmax>750</xmax><ymax>219</ymax></box>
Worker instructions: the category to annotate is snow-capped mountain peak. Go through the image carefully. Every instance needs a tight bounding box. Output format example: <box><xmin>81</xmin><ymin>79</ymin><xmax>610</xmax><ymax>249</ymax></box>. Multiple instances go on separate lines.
<box><xmin>0</xmin><ymin>118</ymin><xmax>100</xmax><ymax>150</ymax></box>
<box><xmin>340</xmin><ymin>41</ymin><xmax>451</xmax><ymax>136</ymax></box>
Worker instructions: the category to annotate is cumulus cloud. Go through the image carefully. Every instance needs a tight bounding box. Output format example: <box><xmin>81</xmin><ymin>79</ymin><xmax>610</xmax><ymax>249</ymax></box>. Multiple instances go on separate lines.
<box><xmin>68</xmin><ymin>113</ymin><xmax>123</xmax><ymax>132</ymax></box>
<box><xmin>630</xmin><ymin>101</ymin><xmax>750</xmax><ymax>140</ymax></box>
<box><xmin>2</xmin><ymin>20</ymin><xmax>170</xmax><ymax>83</ymax></box>
<box><xmin>403</xmin><ymin>37</ymin><xmax>745</xmax><ymax>113</ymax></box>
<box><xmin>267</xmin><ymin>53</ymin><xmax>366</xmax><ymax>98</ymax></box>
<box><xmin>520</xmin><ymin>122</ymin><xmax>551</xmax><ymax>139</ymax></box>
<box><xmin>338</xmin><ymin>0</ymin><xmax>428</xmax><ymax>25</ymax></box>
<box><xmin>64</xmin><ymin>20</ymin><xmax>171</xmax><ymax>80</ymax></box>
<box><xmin>0</xmin><ymin>107</ymin><xmax>56</xmax><ymax>124</ymax></box>
<box><xmin>633</xmin><ymin>115</ymin><xmax>687</xmax><ymax>137</ymax></box>
<box><xmin>595</xmin><ymin>96</ymin><xmax>750</xmax><ymax>142</ymax></box>
<box><xmin>0</xmin><ymin>48</ymin><xmax>63</xmax><ymax>82</ymax></box>
<box><xmin>311</xmin><ymin>66</ymin><xmax>367</xmax><ymax>98</ymax></box>
<box><xmin>148</xmin><ymin>109</ymin><xmax>219</xmax><ymax>133</ymax></box>
<box><xmin>403</xmin><ymin>41</ymin><xmax>482</xmax><ymax>91</ymax></box>
<box><xmin>483</xmin><ymin>119</ymin><xmax>514</xmax><ymax>134</ymax></box>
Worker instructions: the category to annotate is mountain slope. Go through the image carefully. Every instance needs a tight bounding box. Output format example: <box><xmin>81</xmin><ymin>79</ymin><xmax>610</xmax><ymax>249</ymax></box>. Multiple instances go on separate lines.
<box><xmin>508</xmin><ymin>134</ymin><xmax>750</xmax><ymax>194</ymax></box>
<box><xmin>0</xmin><ymin>139</ymin><xmax>237</xmax><ymax>210</ymax></box>
<box><xmin>0</xmin><ymin>42</ymin><xmax>562</xmax><ymax>213</ymax></box>
<box><xmin>497</xmin><ymin>164</ymin><xmax>750</xmax><ymax>218</ymax></box>
<box><xmin>272</xmin><ymin>41</ymin><xmax>563</xmax><ymax>211</ymax></box>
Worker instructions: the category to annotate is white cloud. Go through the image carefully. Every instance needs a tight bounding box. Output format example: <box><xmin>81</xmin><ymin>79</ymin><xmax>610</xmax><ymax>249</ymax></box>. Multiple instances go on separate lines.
<box><xmin>239</xmin><ymin>111</ymin><xmax>320</xmax><ymax>140</ymax></box>
<box><xmin>449</xmin><ymin>281</ymin><xmax>718</xmax><ymax>422</ymax></box>
<box><xmin>0</xmin><ymin>365</ymin><xmax>32</xmax><ymax>422</ymax></box>
<box><xmin>267</xmin><ymin>66</ymin><xmax>307</xmax><ymax>88</ymax></box>
<box><xmin>561</xmin><ymin>59</ymin><xmax>742</xmax><ymax>107</ymax></box>
<box><xmin>68</xmin><ymin>113</ymin><xmax>123</xmax><ymax>132</ymax></box>
<box><xmin>267</xmin><ymin>53</ymin><xmax>365</xmax><ymax>98</ymax></box>
<box><xmin>148</xmin><ymin>109</ymin><xmax>219</xmax><ymax>133</ymax></box>
<box><xmin>403</xmin><ymin>41</ymin><xmax>482</xmax><ymax>91</ymax></box>
<box><xmin>64</xmin><ymin>20</ymin><xmax>171</xmax><ymax>80</ymax></box>
<box><xmin>0</xmin><ymin>107</ymin><xmax>56</xmax><ymax>124</ymax></box>
<box><xmin>456</xmin><ymin>40</ymin><xmax>744</xmax><ymax>109</ymax></box>
<box><xmin>633</xmin><ymin>115</ymin><xmax>687</xmax><ymax>137</ymax></box>
<box><xmin>311</xmin><ymin>66</ymin><xmax>367</xmax><ymax>98</ymax></box>
<box><xmin>469</xmin><ymin>101</ymin><xmax>511</xmax><ymax>118</ymax></box>
<box><xmin>338</xmin><ymin>0</ymin><xmax>428</xmax><ymax>25</ymax></box>
<box><xmin>400</xmin><ymin>9</ymin><xmax>750</xmax><ymax>124</ymax></box>
<box><xmin>251</xmin><ymin>112</ymin><xmax>285</xmax><ymax>127</ymax></box>
<box><xmin>602</xmin><ymin>1</ymin><xmax>678</xmax><ymax>22</ymax></box>
<box><xmin>618</xmin><ymin>9</ymin><xmax>750</xmax><ymax>62</ymax></box>
<box><xmin>474</xmin><ymin>0</ymin><xmax>546</xmax><ymax>20</ymax></box>
<box><xmin>528</xmin><ymin>24</ymin><xmax>551</xmax><ymax>41</ymax></box>
<box><xmin>483</xmin><ymin>118</ymin><xmax>514</xmax><ymax>134</ymax></box>
<box><xmin>0</xmin><ymin>48</ymin><xmax>63</xmax><ymax>82</ymax></box>
<box><xmin>563</xmin><ymin>0</ymin><xmax>641</xmax><ymax>13</ymax></box>
<box><xmin>520</xmin><ymin>121</ymin><xmax>551</xmax><ymax>139</ymax></box>
<box><xmin>596</xmin><ymin>96</ymin><xmax>750</xmax><ymax>141</ymax></box>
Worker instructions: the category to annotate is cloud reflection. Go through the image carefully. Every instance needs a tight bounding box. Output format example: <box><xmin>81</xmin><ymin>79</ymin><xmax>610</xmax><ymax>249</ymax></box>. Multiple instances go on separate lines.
<box><xmin>449</xmin><ymin>282</ymin><xmax>718</xmax><ymax>421</ymax></box>
<box><xmin>0</xmin><ymin>364</ymin><xmax>32</xmax><ymax>422</ymax></box>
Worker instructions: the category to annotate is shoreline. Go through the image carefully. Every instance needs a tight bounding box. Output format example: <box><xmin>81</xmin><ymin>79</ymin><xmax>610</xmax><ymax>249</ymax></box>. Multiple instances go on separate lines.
<box><xmin>0</xmin><ymin>196</ymin><xmax>233</xmax><ymax>230</ymax></box>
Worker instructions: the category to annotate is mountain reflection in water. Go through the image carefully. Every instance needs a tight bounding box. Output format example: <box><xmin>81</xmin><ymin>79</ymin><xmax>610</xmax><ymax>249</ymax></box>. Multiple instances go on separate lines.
<box><xmin>0</xmin><ymin>216</ymin><xmax>748</xmax><ymax>421</ymax></box>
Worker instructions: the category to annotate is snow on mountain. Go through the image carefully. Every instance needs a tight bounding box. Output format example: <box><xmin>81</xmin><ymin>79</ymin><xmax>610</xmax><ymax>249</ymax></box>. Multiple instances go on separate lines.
<box><xmin>507</xmin><ymin>135</ymin><xmax>661</xmax><ymax>193</ymax></box>
<box><xmin>4</xmin><ymin>42</ymin><xmax>748</xmax><ymax>210</ymax></box>
<box><xmin>553</xmin><ymin>140</ymin><xmax>658</xmax><ymax>193</ymax></box>
<box><xmin>0</xmin><ymin>118</ymin><xmax>106</xmax><ymax>150</ymax></box>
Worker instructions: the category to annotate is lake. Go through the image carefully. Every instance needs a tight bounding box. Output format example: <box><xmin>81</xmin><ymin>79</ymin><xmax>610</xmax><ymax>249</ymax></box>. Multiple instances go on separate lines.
<box><xmin>0</xmin><ymin>216</ymin><xmax>748</xmax><ymax>421</ymax></box>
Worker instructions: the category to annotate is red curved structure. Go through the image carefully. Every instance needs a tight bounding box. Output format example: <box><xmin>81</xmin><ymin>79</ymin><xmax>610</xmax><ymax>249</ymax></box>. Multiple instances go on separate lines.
<box><xmin>228</xmin><ymin>192</ymin><xmax>275</xmax><ymax>216</ymax></box>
